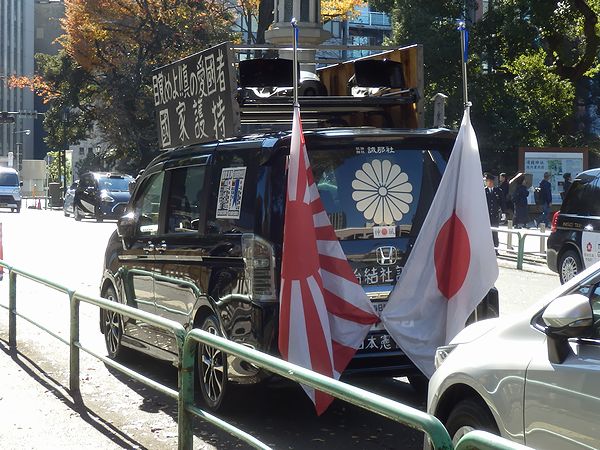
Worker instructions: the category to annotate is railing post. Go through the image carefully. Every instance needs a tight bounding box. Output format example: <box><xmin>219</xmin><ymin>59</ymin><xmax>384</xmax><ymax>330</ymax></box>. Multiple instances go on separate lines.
<box><xmin>178</xmin><ymin>334</ymin><xmax>195</xmax><ymax>450</ymax></box>
<box><xmin>539</xmin><ymin>223</ymin><xmax>546</xmax><ymax>254</ymax></box>
<box><xmin>517</xmin><ymin>233</ymin><xmax>525</xmax><ymax>270</ymax></box>
<box><xmin>507</xmin><ymin>220</ymin><xmax>513</xmax><ymax>249</ymax></box>
<box><xmin>8</xmin><ymin>270</ymin><xmax>16</xmax><ymax>348</ymax></box>
<box><xmin>69</xmin><ymin>291</ymin><xmax>80</xmax><ymax>396</ymax></box>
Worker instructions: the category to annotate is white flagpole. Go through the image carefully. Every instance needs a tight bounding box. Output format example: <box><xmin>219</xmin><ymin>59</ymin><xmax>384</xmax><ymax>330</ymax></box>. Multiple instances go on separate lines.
<box><xmin>291</xmin><ymin>18</ymin><xmax>299</xmax><ymax>107</ymax></box>
<box><xmin>458</xmin><ymin>20</ymin><xmax>470</xmax><ymax>109</ymax></box>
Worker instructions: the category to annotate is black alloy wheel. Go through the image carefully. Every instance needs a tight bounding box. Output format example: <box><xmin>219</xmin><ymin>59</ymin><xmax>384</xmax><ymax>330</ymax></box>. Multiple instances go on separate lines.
<box><xmin>445</xmin><ymin>398</ymin><xmax>499</xmax><ymax>445</ymax></box>
<box><xmin>102</xmin><ymin>286</ymin><xmax>126</xmax><ymax>359</ymax></box>
<box><xmin>198</xmin><ymin>315</ymin><xmax>228</xmax><ymax>411</ymax></box>
<box><xmin>558</xmin><ymin>249</ymin><xmax>582</xmax><ymax>284</ymax></box>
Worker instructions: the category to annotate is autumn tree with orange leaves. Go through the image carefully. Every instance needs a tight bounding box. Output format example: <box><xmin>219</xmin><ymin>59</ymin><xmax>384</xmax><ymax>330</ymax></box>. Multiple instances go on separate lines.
<box><xmin>27</xmin><ymin>0</ymin><xmax>234</xmax><ymax>170</ymax></box>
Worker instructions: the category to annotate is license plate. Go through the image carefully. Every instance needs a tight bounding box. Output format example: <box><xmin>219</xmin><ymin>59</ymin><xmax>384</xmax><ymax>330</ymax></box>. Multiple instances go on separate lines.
<box><xmin>357</xmin><ymin>332</ymin><xmax>399</xmax><ymax>353</ymax></box>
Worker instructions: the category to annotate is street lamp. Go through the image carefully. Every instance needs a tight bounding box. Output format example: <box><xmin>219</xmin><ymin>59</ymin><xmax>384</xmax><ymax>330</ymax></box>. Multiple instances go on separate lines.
<box><xmin>13</xmin><ymin>129</ymin><xmax>30</xmax><ymax>172</ymax></box>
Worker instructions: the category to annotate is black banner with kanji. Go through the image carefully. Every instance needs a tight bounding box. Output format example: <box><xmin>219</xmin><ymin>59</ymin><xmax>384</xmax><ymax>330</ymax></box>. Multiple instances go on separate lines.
<box><xmin>152</xmin><ymin>42</ymin><xmax>240</xmax><ymax>149</ymax></box>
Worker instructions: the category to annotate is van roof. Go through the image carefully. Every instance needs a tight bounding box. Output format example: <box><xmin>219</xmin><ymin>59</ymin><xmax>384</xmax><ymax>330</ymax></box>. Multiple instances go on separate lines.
<box><xmin>0</xmin><ymin>167</ymin><xmax>18</xmax><ymax>174</ymax></box>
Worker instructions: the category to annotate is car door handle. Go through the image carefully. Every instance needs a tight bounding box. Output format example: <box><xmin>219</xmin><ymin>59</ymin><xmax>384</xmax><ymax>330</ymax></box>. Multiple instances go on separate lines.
<box><xmin>157</xmin><ymin>242</ymin><xmax>167</xmax><ymax>253</ymax></box>
<box><xmin>143</xmin><ymin>243</ymin><xmax>155</xmax><ymax>253</ymax></box>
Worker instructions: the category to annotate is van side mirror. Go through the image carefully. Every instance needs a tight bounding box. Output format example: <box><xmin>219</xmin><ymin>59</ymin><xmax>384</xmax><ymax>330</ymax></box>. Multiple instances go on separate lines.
<box><xmin>541</xmin><ymin>294</ymin><xmax>593</xmax><ymax>364</ymax></box>
<box><xmin>117</xmin><ymin>212</ymin><xmax>136</xmax><ymax>249</ymax></box>
<box><xmin>19</xmin><ymin>181</ymin><xmax>23</xmax><ymax>187</ymax></box>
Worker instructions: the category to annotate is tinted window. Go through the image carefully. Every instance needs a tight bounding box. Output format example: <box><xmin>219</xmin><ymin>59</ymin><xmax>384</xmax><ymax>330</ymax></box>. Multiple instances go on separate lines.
<box><xmin>591</xmin><ymin>179</ymin><xmax>600</xmax><ymax>217</ymax></box>
<box><xmin>311</xmin><ymin>147</ymin><xmax>440</xmax><ymax>238</ymax></box>
<box><xmin>134</xmin><ymin>172</ymin><xmax>164</xmax><ymax>236</ymax></box>
<box><xmin>98</xmin><ymin>176</ymin><xmax>132</xmax><ymax>192</ymax></box>
<box><xmin>0</xmin><ymin>172</ymin><xmax>19</xmax><ymax>186</ymax></box>
<box><xmin>165</xmin><ymin>166</ymin><xmax>206</xmax><ymax>233</ymax></box>
<box><xmin>561</xmin><ymin>174</ymin><xmax>598</xmax><ymax>216</ymax></box>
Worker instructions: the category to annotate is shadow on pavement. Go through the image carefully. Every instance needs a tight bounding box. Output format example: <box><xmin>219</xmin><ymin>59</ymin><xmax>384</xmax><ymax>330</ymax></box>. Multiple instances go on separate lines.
<box><xmin>0</xmin><ymin>338</ymin><xmax>149</xmax><ymax>450</ymax></box>
<box><xmin>105</xmin><ymin>349</ymin><xmax>427</xmax><ymax>450</ymax></box>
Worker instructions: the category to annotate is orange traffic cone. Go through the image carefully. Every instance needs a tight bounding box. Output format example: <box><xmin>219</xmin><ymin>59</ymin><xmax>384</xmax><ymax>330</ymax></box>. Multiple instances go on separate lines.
<box><xmin>0</xmin><ymin>223</ymin><xmax>4</xmax><ymax>281</ymax></box>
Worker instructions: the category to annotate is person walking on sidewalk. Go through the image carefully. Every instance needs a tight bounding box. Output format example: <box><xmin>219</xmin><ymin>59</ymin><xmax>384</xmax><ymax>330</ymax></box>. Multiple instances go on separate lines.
<box><xmin>538</xmin><ymin>172</ymin><xmax>552</xmax><ymax>226</ymax></box>
<box><xmin>485</xmin><ymin>173</ymin><xmax>503</xmax><ymax>251</ymax></box>
<box><xmin>513</xmin><ymin>175</ymin><xmax>529</xmax><ymax>228</ymax></box>
<box><xmin>499</xmin><ymin>172</ymin><xmax>511</xmax><ymax>221</ymax></box>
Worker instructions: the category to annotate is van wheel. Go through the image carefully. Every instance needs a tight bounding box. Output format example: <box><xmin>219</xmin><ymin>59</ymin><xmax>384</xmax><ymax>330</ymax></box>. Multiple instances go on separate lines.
<box><xmin>445</xmin><ymin>398</ymin><xmax>499</xmax><ymax>445</ymax></box>
<box><xmin>559</xmin><ymin>249</ymin><xmax>582</xmax><ymax>284</ymax></box>
<box><xmin>101</xmin><ymin>286</ymin><xmax>126</xmax><ymax>359</ymax></box>
<box><xmin>10</xmin><ymin>208</ymin><xmax>15</xmax><ymax>213</ymax></box>
<box><xmin>198</xmin><ymin>315</ymin><xmax>229</xmax><ymax>411</ymax></box>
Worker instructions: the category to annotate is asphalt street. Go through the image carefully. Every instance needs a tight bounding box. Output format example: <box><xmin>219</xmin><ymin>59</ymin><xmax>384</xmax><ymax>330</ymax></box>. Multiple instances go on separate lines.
<box><xmin>0</xmin><ymin>207</ymin><xmax>561</xmax><ymax>449</ymax></box>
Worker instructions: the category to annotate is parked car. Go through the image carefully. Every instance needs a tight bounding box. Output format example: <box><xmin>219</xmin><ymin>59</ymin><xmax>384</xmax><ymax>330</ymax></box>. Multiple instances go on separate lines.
<box><xmin>99</xmin><ymin>128</ymin><xmax>499</xmax><ymax>411</ymax></box>
<box><xmin>547</xmin><ymin>168</ymin><xmax>600</xmax><ymax>283</ymax></box>
<box><xmin>63</xmin><ymin>180</ymin><xmax>79</xmax><ymax>217</ymax></box>
<box><xmin>73</xmin><ymin>172</ymin><xmax>133</xmax><ymax>222</ymax></box>
<box><xmin>0</xmin><ymin>167</ymin><xmax>22</xmax><ymax>213</ymax></box>
<box><xmin>427</xmin><ymin>260</ymin><xmax>600</xmax><ymax>449</ymax></box>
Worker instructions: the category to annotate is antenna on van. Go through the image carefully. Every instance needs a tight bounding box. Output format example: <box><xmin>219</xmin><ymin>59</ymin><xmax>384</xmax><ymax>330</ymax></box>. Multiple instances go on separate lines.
<box><xmin>291</xmin><ymin>18</ymin><xmax>299</xmax><ymax>107</ymax></box>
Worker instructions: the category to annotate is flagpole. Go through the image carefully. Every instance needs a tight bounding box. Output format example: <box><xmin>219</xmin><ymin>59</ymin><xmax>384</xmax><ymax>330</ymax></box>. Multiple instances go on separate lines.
<box><xmin>458</xmin><ymin>20</ymin><xmax>470</xmax><ymax>109</ymax></box>
<box><xmin>291</xmin><ymin>18</ymin><xmax>299</xmax><ymax>107</ymax></box>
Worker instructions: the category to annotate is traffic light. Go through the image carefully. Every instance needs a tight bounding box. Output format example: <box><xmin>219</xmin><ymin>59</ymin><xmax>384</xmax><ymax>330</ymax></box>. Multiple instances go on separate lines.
<box><xmin>0</xmin><ymin>112</ymin><xmax>15</xmax><ymax>124</ymax></box>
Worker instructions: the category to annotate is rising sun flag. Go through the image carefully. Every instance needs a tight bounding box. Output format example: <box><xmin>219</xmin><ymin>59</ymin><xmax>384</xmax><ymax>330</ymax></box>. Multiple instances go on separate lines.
<box><xmin>279</xmin><ymin>105</ymin><xmax>379</xmax><ymax>415</ymax></box>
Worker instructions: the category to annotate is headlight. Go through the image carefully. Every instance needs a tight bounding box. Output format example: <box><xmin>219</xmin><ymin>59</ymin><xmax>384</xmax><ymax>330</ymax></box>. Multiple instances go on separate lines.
<box><xmin>434</xmin><ymin>344</ymin><xmax>458</xmax><ymax>369</ymax></box>
<box><xmin>100</xmin><ymin>191</ymin><xmax>114</xmax><ymax>202</ymax></box>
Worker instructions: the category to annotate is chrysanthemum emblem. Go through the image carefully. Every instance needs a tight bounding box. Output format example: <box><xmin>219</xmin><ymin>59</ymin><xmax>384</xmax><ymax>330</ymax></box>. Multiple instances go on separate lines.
<box><xmin>352</xmin><ymin>159</ymin><xmax>413</xmax><ymax>225</ymax></box>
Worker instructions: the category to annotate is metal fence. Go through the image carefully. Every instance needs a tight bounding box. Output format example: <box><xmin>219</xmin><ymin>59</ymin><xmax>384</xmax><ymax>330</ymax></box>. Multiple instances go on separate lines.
<box><xmin>0</xmin><ymin>260</ymin><xmax>532</xmax><ymax>450</ymax></box>
<box><xmin>492</xmin><ymin>223</ymin><xmax>549</xmax><ymax>270</ymax></box>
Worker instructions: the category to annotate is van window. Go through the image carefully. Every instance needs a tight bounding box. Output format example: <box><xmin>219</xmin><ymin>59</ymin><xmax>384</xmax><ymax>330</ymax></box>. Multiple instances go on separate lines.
<box><xmin>165</xmin><ymin>166</ymin><xmax>206</xmax><ymax>233</ymax></box>
<box><xmin>311</xmin><ymin>147</ymin><xmax>440</xmax><ymax>238</ymax></box>
<box><xmin>0</xmin><ymin>172</ymin><xmax>19</xmax><ymax>186</ymax></box>
<box><xmin>134</xmin><ymin>172</ymin><xmax>164</xmax><ymax>236</ymax></box>
<box><xmin>98</xmin><ymin>176</ymin><xmax>132</xmax><ymax>192</ymax></box>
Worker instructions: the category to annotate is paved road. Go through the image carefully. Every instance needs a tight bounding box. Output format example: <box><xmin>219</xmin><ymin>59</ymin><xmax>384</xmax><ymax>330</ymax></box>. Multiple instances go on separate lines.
<box><xmin>0</xmin><ymin>208</ymin><xmax>561</xmax><ymax>449</ymax></box>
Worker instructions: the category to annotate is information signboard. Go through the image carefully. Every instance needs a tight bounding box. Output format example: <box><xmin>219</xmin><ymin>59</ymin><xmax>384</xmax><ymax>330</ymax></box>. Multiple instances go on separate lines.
<box><xmin>152</xmin><ymin>42</ymin><xmax>240</xmax><ymax>149</ymax></box>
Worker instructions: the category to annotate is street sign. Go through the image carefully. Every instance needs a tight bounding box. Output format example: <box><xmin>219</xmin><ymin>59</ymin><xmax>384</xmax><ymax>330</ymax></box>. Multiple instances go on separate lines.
<box><xmin>152</xmin><ymin>42</ymin><xmax>240</xmax><ymax>149</ymax></box>
<box><xmin>0</xmin><ymin>112</ymin><xmax>15</xmax><ymax>124</ymax></box>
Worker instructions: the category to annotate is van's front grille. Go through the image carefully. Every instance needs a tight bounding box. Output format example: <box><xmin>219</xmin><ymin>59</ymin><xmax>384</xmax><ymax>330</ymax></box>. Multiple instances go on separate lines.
<box><xmin>0</xmin><ymin>195</ymin><xmax>16</xmax><ymax>203</ymax></box>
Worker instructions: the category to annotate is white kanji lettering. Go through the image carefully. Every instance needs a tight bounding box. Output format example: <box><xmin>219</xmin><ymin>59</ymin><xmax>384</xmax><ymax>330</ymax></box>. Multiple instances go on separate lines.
<box><xmin>379</xmin><ymin>267</ymin><xmax>393</xmax><ymax>284</ymax></box>
<box><xmin>175</xmin><ymin>102</ymin><xmax>189</xmax><ymax>142</ymax></box>
<box><xmin>364</xmin><ymin>267</ymin><xmax>378</xmax><ymax>285</ymax></box>
<box><xmin>205</xmin><ymin>54</ymin><xmax>217</xmax><ymax>96</ymax></box>
<box><xmin>380</xmin><ymin>334</ymin><xmax>392</xmax><ymax>350</ymax></box>
<box><xmin>216</xmin><ymin>48</ymin><xmax>226</xmax><ymax>92</ymax></box>
<box><xmin>212</xmin><ymin>97</ymin><xmax>226</xmax><ymax>139</ymax></box>
<box><xmin>193</xmin><ymin>99</ymin><xmax>208</xmax><ymax>139</ymax></box>
<box><xmin>365</xmin><ymin>336</ymin><xmax>378</xmax><ymax>350</ymax></box>
<box><xmin>159</xmin><ymin>109</ymin><xmax>171</xmax><ymax>147</ymax></box>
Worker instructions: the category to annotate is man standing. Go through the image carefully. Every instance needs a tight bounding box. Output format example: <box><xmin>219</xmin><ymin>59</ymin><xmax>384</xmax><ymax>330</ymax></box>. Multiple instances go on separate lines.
<box><xmin>485</xmin><ymin>173</ymin><xmax>502</xmax><ymax>252</ymax></box>
<box><xmin>561</xmin><ymin>172</ymin><xmax>572</xmax><ymax>201</ymax></box>
<box><xmin>538</xmin><ymin>172</ymin><xmax>552</xmax><ymax>226</ymax></box>
<box><xmin>499</xmin><ymin>172</ymin><xmax>510</xmax><ymax>220</ymax></box>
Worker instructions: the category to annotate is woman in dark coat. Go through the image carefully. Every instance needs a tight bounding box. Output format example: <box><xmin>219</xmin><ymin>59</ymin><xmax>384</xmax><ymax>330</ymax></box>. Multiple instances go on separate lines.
<box><xmin>513</xmin><ymin>176</ymin><xmax>529</xmax><ymax>228</ymax></box>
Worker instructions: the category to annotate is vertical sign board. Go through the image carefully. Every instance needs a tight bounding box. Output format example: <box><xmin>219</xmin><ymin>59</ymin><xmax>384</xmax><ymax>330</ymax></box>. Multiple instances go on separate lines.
<box><xmin>152</xmin><ymin>42</ymin><xmax>240</xmax><ymax>149</ymax></box>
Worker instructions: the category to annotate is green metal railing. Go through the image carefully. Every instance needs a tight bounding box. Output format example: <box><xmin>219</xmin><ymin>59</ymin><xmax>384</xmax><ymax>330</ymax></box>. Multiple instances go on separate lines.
<box><xmin>491</xmin><ymin>226</ymin><xmax>549</xmax><ymax>270</ymax></box>
<box><xmin>0</xmin><ymin>260</ymin><xmax>532</xmax><ymax>450</ymax></box>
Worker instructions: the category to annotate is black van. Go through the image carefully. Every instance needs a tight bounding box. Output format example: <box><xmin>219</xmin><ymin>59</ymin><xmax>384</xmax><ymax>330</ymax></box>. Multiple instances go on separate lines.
<box><xmin>99</xmin><ymin>127</ymin><xmax>499</xmax><ymax>410</ymax></box>
<box><xmin>74</xmin><ymin>172</ymin><xmax>134</xmax><ymax>222</ymax></box>
<box><xmin>547</xmin><ymin>168</ymin><xmax>600</xmax><ymax>283</ymax></box>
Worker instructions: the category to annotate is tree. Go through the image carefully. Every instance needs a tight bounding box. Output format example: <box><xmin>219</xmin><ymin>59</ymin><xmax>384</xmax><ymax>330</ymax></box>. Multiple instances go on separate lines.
<box><xmin>12</xmin><ymin>0</ymin><xmax>235</xmax><ymax>173</ymax></box>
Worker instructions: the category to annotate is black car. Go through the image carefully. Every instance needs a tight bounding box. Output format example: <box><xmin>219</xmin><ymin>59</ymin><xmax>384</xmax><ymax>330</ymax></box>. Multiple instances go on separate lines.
<box><xmin>99</xmin><ymin>128</ymin><xmax>499</xmax><ymax>410</ymax></box>
<box><xmin>73</xmin><ymin>172</ymin><xmax>133</xmax><ymax>222</ymax></box>
<box><xmin>547</xmin><ymin>168</ymin><xmax>600</xmax><ymax>283</ymax></box>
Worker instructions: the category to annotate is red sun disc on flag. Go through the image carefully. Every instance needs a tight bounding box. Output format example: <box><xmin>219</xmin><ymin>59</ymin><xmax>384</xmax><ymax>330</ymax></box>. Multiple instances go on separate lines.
<box><xmin>434</xmin><ymin>211</ymin><xmax>471</xmax><ymax>300</ymax></box>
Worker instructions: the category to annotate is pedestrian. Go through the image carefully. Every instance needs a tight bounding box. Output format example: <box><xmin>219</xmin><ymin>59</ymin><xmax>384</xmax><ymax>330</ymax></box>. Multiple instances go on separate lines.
<box><xmin>561</xmin><ymin>172</ymin><xmax>572</xmax><ymax>201</ymax></box>
<box><xmin>499</xmin><ymin>172</ymin><xmax>511</xmax><ymax>220</ymax></box>
<box><xmin>513</xmin><ymin>175</ymin><xmax>529</xmax><ymax>228</ymax></box>
<box><xmin>484</xmin><ymin>173</ymin><xmax>502</xmax><ymax>252</ymax></box>
<box><xmin>538</xmin><ymin>171</ymin><xmax>552</xmax><ymax>226</ymax></box>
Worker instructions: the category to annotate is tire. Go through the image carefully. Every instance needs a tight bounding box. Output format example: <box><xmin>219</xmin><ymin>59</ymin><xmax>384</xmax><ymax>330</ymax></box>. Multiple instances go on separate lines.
<box><xmin>10</xmin><ymin>208</ymin><xmax>15</xmax><ymax>213</ymax></box>
<box><xmin>197</xmin><ymin>315</ymin><xmax>229</xmax><ymax>411</ymax></box>
<box><xmin>101</xmin><ymin>286</ymin><xmax>126</xmax><ymax>359</ymax></box>
<box><xmin>445</xmin><ymin>398</ymin><xmax>499</xmax><ymax>445</ymax></box>
<box><xmin>16</xmin><ymin>207</ymin><xmax>20</xmax><ymax>213</ymax></box>
<box><xmin>558</xmin><ymin>249</ymin><xmax>582</xmax><ymax>284</ymax></box>
<box><xmin>74</xmin><ymin>206</ymin><xmax>82</xmax><ymax>221</ymax></box>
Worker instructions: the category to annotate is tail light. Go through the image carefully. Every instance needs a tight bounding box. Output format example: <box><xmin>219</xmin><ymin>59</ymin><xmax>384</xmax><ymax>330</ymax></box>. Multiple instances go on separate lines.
<box><xmin>242</xmin><ymin>233</ymin><xmax>277</xmax><ymax>302</ymax></box>
<box><xmin>551</xmin><ymin>211</ymin><xmax>560</xmax><ymax>233</ymax></box>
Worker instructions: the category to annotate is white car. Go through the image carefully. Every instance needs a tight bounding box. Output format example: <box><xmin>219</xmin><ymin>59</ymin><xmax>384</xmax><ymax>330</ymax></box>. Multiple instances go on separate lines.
<box><xmin>427</xmin><ymin>260</ymin><xmax>600</xmax><ymax>449</ymax></box>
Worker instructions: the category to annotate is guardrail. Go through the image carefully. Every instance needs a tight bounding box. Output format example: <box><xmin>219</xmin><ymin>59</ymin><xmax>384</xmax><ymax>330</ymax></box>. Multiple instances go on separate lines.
<box><xmin>491</xmin><ymin>223</ymin><xmax>549</xmax><ymax>270</ymax></box>
<box><xmin>0</xmin><ymin>260</ymin><xmax>532</xmax><ymax>450</ymax></box>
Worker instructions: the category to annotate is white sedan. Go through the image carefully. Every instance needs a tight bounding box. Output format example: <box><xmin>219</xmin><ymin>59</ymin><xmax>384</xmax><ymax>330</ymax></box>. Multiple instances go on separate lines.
<box><xmin>427</xmin><ymin>261</ymin><xmax>600</xmax><ymax>449</ymax></box>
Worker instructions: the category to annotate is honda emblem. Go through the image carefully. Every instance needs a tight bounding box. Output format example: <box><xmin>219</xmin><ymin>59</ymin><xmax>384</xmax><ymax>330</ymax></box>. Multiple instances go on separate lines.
<box><xmin>376</xmin><ymin>246</ymin><xmax>398</xmax><ymax>265</ymax></box>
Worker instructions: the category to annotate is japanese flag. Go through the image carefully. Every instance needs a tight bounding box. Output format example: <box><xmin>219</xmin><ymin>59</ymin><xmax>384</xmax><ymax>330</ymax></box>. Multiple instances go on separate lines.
<box><xmin>381</xmin><ymin>108</ymin><xmax>498</xmax><ymax>377</ymax></box>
